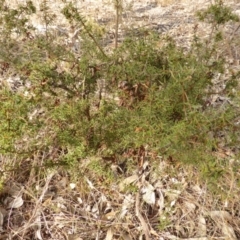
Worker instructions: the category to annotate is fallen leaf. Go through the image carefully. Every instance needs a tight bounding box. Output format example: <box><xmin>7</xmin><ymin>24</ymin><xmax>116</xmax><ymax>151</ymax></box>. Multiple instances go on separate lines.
<box><xmin>119</xmin><ymin>174</ymin><xmax>138</xmax><ymax>192</ymax></box>
<box><xmin>141</xmin><ymin>182</ymin><xmax>155</xmax><ymax>205</ymax></box>
<box><xmin>196</xmin><ymin>215</ymin><xmax>207</xmax><ymax>237</ymax></box>
<box><xmin>7</xmin><ymin>196</ymin><xmax>24</xmax><ymax>209</ymax></box>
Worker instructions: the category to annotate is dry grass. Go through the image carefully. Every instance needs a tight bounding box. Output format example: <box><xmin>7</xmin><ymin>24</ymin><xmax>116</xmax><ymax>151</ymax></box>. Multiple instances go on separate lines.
<box><xmin>1</xmin><ymin>154</ymin><xmax>239</xmax><ymax>239</ymax></box>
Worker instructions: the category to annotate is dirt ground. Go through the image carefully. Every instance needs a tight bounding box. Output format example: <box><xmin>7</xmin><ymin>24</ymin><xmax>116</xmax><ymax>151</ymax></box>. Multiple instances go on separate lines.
<box><xmin>7</xmin><ymin>0</ymin><xmax>240</xmax><ymax>53</ymax></box>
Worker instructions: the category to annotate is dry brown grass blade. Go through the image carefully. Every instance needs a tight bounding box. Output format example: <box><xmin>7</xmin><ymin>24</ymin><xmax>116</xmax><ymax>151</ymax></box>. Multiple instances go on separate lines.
<box><xmin>135</xmin><ymin>192</ymin><xmax>150</xmax><ymax>240</ymax></box>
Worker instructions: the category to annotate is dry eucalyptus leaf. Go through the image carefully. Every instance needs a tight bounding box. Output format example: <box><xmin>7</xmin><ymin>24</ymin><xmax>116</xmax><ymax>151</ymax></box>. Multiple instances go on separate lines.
<box><xmin>7</xmin><ymin>196</ymin><xmax>24</xmax><ymax>209</ymax></box>
<box><xmin>141</xmin><ymin>182</ymin><xmax>155</xmax><ymax>205</ymax></box>
<box><xmin>196</xmin><ymin>215</ymin><xmax>207</xmax><ymax>237</ymax></box>
<box><xmin>119</xmin><ymin>174</ymin><xmax>138</xmax><ymax>192</ymax></box>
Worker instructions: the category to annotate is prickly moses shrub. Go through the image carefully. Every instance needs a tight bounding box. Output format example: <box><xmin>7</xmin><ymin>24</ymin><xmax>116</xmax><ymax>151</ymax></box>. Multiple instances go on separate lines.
<box><xmin>0</xmin><ymin>0</ymin><xmax>239</xmax><ymax>187</ymax></box>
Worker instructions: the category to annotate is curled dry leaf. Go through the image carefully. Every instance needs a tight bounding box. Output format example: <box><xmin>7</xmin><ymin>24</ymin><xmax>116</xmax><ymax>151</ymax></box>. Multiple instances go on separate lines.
<box><xmin>196</xmin><ymin>215</ymin><xmax>207</xmax><ymax>237</ymax></box>
<box><xmin>141</xmin><ymin>182</ymin><xmax>155</xmax><ymax>205</ymax></box>
<box><xmin>7</xmin><ymin>196</ymin><xmax>24</xmax><ymax>209</ymax></box>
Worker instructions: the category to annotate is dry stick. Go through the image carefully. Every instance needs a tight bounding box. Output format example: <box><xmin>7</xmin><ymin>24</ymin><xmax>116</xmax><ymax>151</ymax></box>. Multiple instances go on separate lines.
<box><xmin>114</xmin><ymin>0</ymin><xmax>123</xmax><ymax>49</ymax></box>
<box><xmin>115</xmin><ymin>0</ymin><xmax>120</xmax><ymax>49</ymax></box>
<box><xmin>135</xmin><ymin>192</ymin><xmax>151</xmax><ymax>240</ymax></box>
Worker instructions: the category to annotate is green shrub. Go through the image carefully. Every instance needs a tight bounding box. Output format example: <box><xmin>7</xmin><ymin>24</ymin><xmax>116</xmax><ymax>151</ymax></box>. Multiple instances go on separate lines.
<box><xmin>0</xmin><ymin>0</ymin><xmax>239</xmax><ymax>188</ymax></box>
